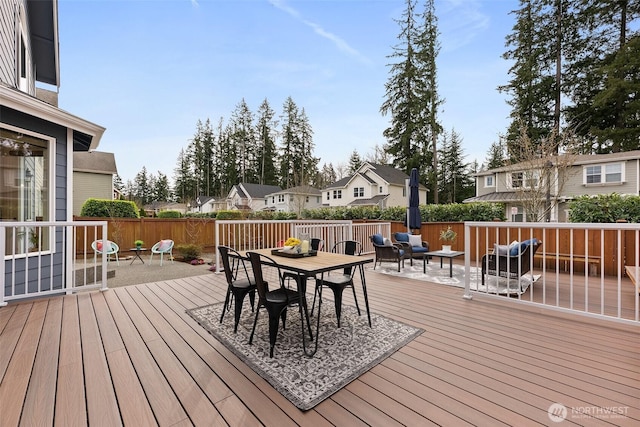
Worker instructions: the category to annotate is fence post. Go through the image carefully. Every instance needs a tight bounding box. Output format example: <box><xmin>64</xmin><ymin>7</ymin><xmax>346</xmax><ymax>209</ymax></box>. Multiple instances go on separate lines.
<box><xmin>0</xmin><ymin>227</ymin><xmax>6</xmax><ymax>307</ymax></box>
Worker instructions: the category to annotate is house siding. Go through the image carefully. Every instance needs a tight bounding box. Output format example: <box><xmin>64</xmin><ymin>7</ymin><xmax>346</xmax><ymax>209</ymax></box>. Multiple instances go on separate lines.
<box><xmin>2</xmin><ymin>105</ymin><xmax>68</xmax><ymax>296</ymax></box>
<box><xmin>0</xmin><ymin>0</ymin><xmax>17</xmax><ymax>86</ymax></box>
<box><xmin>562</xmin><ymin>158</ymin><xmax>640</xmax><ymax>198</ymax></box>
<box><xmin>73</xmin><ymin>171</ymin><xmax>112</xmax><ymax>215</ymax></box>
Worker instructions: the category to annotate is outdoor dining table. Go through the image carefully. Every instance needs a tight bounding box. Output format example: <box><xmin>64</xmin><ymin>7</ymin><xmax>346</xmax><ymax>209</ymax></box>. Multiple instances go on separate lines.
<box><xmin>249</xmin><ymin>248</ymin><xmax>373</xmax><ymax>357</ymax></box>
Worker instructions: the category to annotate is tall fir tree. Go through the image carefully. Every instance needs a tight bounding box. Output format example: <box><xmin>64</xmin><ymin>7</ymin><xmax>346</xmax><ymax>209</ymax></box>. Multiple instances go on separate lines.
<box><xmin>381</xmin><ymin>0</ymin><xmax>442</xmax><ymax>202</ymax></box>
<box><xmin>255</xmin><ymin>98</ymin><xmax>279</xmax><ymax>186</ymax></box>
<box><xmin>173</xmin><ymin>148</ymin><xmax>195</xmax><ymax>203</ymax></box>
<box><xmin>348</xmin><ymin>150</ymin><xmax>363</xmax><ymax>174</ymax></box>
<box><xmin>229</xmin><ymin>99</ymin><xmax>257</xmax><ymax>183</ymax></box>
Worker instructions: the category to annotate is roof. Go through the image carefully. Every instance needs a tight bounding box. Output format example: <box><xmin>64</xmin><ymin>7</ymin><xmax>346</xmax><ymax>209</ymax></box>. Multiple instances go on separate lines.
<box><xmin>239</xmin><ymin>183</ymin><xmax>282</xmax><ymax>198</ymax></box>
<box><xmin>348</xmin><ymin>194</ymin><xmax>389</xmax><ymax>206</ymax></box>
<box><xmin>268</xmin><ymin>185</ymin><xmax>321</xmax><ymax>196</ymax></box>
<box><xmin>463</xmin><ymin>191</ymin><xmax>557</xmax><ymax>203</ymax></box>
<box><xmin>323</xmin><ymin>162</ymin><xmax>425</xmax><ymax>190</ymax></box>
<box><xmin>27</xmin><ymin>0</ymin><xmax>59</xmax><ymax>87</ymax></box>
<box><xmin>73</xmin><ymin>151</ymin><xmax>117</xmax><ymax>174</ymax></box>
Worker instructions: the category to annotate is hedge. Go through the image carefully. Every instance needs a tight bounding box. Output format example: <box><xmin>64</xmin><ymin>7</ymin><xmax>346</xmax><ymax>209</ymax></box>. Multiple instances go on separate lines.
<box><xmin>80</xmin><ymin>198</ymin><xmax>139</xmax><ymax>218</ymax></box>
<box><xmin>569</xmin><ymin>194</ymin><xmax>640</xmax><ymax>223</ymax></box>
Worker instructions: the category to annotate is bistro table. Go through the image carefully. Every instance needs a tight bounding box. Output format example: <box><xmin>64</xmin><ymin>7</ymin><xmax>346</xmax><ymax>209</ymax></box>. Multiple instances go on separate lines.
<box><xmin>425</xmin><ymin>250</ymin><xmax>465</xmax><ymax>278</ymax></box>
<box><xmin>129</xmin><ymin>247</ymin><xmax>147</xmax><ymax>265</ymax></box>
<box><xmin>249</xmin><ymin>248</ymin><xmax>373</xmax><ymax>357</ymax></box>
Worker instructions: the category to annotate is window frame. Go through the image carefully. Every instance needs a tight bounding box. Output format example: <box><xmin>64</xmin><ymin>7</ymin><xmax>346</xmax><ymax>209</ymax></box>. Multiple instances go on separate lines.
<box><xmin>583</xmin><ymin>162</ymin><xmax>624</xmax><ymax>185</ymax></box>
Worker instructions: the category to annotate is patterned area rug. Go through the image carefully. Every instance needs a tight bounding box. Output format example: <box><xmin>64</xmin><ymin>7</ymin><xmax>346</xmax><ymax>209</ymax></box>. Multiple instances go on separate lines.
<box><xmin>370</xmin><ymin>260</ymin><xmax>540</xmax><ymax>295</ymax></box>
<box><xmin>187</xmin><ymin>302</ymin><xmax>423</xmax><ymax>411</ymax></box>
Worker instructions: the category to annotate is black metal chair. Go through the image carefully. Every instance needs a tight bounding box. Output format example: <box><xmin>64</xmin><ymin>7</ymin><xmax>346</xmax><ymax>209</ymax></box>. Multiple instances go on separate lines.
<box><xmin>247</xmin><ymin>251</ymin><xmax>313</xmax><ymax>358</ymax></box>
<box><xmin>312</xmin><ymin>240</ymin><xmax>362</xmax><ymax>327</ymax></box>
<box><xmin>217</xmin><ymin>245</ymin><xmax>257</xmax><ymax>333</ymax></box>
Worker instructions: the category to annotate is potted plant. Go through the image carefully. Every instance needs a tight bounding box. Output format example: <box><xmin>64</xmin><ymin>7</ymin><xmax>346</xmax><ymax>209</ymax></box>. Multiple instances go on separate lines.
<box><xmin>439</xmin><ymin>226</ymin><xmax>457</xmax><ymax>252</ymax></box>
<box><xmin>134</xmin><ymin>239</ymin><xmax>144</xmax><ymax>248</ymax></box>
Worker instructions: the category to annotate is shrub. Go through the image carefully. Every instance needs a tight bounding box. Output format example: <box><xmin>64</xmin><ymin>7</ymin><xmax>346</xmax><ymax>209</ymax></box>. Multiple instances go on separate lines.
<box><xmin>215</xmin><ymin>210</ymin><xmax>244</xmax><ymax>220</ymax></box>
<box><xmin>80</xmin><ymin>198</ymin><xmax>139</xmax><ymax>218</ymax></box>
<box><xmin>174</xmin><ymin>243</ymin><xmax>202</xmax><ymax>261</ymax></box>
<box><xmin>157</xmin><ymin>210</ymin><xmax>182</xmax><ymax>218</ymax></box>
<box><xmin>569</xmin><ymin>194</ymin><xmax>640</xmax><ymax>223</ymax></box>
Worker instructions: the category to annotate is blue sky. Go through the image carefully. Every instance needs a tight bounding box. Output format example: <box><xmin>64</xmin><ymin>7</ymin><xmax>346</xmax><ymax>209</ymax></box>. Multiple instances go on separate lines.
<box><xmin>57</xmin><ymin>0</ymin><xmax>515</xmax><ymax>184</ymax></box>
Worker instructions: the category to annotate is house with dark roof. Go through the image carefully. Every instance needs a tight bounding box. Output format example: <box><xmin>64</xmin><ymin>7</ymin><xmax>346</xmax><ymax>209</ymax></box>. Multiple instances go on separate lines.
<box><xmin>466</xmin><ymin>150</ymin><xmax>640</xmax><ymax>222</ymax></box>
<box><xmin>322</xmin><ymin>163</ymin><xmax>427</xmax><ymax>208</ymax></box>
<box><xmin>73</xmin><ymin>151</ymin><xmax>118</xmax><ymax>215</ymax></box>
<box><xmin>226</xmin><ymin>183</ymin><xmax>282</xmax><ymax>211</ymax></box>
<box><xmin>264</xmin><ymin>185</ymin><xmax>322</xmax><ymax>213</ymax></box>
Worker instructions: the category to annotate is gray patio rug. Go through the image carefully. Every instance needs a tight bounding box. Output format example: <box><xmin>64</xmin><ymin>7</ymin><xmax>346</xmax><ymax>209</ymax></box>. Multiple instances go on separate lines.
<box><xmin>186</xmin><ymin>302</ymin><xmax>423</xmax><ymax>411</ymax></box>
<box><xmin>370</xmin><ymin>261</ymin><xmax>540</xmax><ymax>295</ymax></box>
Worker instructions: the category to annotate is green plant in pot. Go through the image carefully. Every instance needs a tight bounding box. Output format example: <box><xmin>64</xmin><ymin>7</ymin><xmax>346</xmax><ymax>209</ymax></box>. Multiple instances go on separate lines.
<box><xmin>439</xmin><ymin>226</ymin><xmax>457</xmax><ymax>252</ymax></box>
<box><xmin>135</xmin><ymin>239</ymin><xmax>144</xmax><ymax>248</ymax></box>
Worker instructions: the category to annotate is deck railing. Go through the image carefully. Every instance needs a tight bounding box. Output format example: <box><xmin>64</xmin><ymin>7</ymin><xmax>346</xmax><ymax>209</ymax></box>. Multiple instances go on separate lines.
<box><xmin>213</xmin><ymin>220</ymin><xmax>391</xmax><ymax>270</ymax></box>
<box><xmin>463</xmin><ymin>221</ymin><xmax>640</xmax><ymax>324</ymax></box>
<box><xmin>1</xmin><ymin>221</ymin><xmax>110</xmax><ymax>306</ymax></box>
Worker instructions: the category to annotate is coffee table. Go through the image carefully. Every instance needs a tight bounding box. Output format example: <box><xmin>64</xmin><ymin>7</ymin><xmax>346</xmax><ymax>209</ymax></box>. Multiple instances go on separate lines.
<box><xmin>425</xmin><ymin>250</ymin><xmax>464</xmax><ymax>277</ymax></box>
<box><xmin>129</xmin><ymin>247</ymin><xmax>147</xmax><ymax>265</ymax></box>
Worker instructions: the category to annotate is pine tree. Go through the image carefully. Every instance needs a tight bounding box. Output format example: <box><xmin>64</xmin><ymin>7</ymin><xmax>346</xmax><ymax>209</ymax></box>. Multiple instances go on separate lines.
<box><xmin>153</xmin><ymin>171</ymin><xmax>171</xmax><ymax>202</ymax></box>
<box><xmin>173</xmin><ymin>148</ymin><xmax>195</xmax><ymax>203</ymax></box>
<box><xmin>255</xmin><ymin>98</ymin><xmax>279</xmax><ymax>185</ymax></box>
<box><xmin>348</xmin><ymin>150</ymin><xmax>363</xmax><ymax>174</ymax></box>
<box><xmin>229</xmin><ymin>99</ymin><xmax>257</xmax><ymax>183</ymax></box>
<box><xmin>485</xmin><ymin>138</ymin><xmax>507</xmax><ymax>169</ymax></box>
<box><xmin>437</xmin><ymin>129</ymin><xmax>469</xmax><ymax>203</ymax></box>
<box><xmin>381</xmin><ymin>0</ymin><xmax>442</xmax><ymax>201</ymax></box>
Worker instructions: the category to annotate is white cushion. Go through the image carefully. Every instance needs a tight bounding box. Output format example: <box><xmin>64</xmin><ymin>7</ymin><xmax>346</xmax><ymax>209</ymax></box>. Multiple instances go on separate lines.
<box><xmin>494</xmin><ymin>244</ymin><xmax>510</xmax><ymax>256</ymax></box>
<box><xmin>383</xmin><ymin>238</ymin><xmax>392</xmax><ymax>246</ymax></box>
<box><xmin>408</xmin><ymin>234</ymin><xmax>422</xmax><ymax>247</ymax></box>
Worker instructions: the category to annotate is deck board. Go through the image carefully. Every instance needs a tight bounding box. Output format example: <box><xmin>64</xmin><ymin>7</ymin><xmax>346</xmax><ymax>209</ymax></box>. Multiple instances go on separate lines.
<box><xmin>0</xmin><ymin>268</ymin><xmax>639</xmax><ymax>426</ymax></box>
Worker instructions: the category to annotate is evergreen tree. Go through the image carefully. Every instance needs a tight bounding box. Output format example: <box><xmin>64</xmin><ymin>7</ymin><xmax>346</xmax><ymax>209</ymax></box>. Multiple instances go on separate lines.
<box><xmin>381</xmin><ymin>0</ymin><xmax>442</xmax><ymax>201</ymax></box>
<box><xmin>133</xmin><ymin>166</ymin><xmax>152</xmax><ymax>206</ymax></box>
<box><xmin>485</xmin><ymin>137</ymin><xmax>507</xmax><ymax>169</ymax></box>
<box><xmin>113</xmin><ymin>174</ymin><xmax>124</xmax><ymax>199</ymax></box>
<box><xmin>153</xmin><ymin>171</ymin><xmax>171</xmax><ymax>202</ymax></box>
<box><xmin>229</xmin><ymin>99</ymin><xmax>257</xmax><ymax>183</ymax></box>
<box><xmin>278</xmin><ymin>98</ymin><xmax>317</xmax><ymax>188</ymax></box>
<box><xmin>317</xmin><ymin>162</ymin><xmax>337</xmax><ymax>189</ymax></box>
<box><xmin>437</xmin><ymin>129</ymin><xmax>470</xmax><ymax>203</ymax></box>
<box><xmin>255</xmin><ymin>98</ymin><xmax>279</xmax><ymax>185</ymax></box>
<box><xmin>173</xmin><ymin>148</ymin><xmax>195</xmax><ymax>203</ymax></box>
<box><xmin>348</xmin><ymin>150</ymin><xmax>363</xmax><ymax>174</ymax></box>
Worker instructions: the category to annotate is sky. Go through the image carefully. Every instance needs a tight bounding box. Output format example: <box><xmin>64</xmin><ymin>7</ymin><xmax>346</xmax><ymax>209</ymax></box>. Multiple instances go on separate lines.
<box><xmin>56</xmin><ymin>0</ymin><xmax>515</xmax><ymax>184</ymax></box>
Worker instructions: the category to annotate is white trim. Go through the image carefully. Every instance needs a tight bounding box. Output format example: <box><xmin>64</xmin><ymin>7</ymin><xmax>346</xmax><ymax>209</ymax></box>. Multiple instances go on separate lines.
<box><xmin>67</xmin><ymin>128</ymin><xmax>74</xmax><ymax>221</ymax></box>
<box><xmin>0</xmin><ymin>86</ymin><xmax>104</xmax><ymax>149</ymax></box>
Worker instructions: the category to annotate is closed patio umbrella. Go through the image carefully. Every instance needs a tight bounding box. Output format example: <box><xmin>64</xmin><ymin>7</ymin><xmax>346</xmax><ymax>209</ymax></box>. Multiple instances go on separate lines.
<box><xmin>406</xmin><ymin>168</ymin><xmax>422</xmax><ymax>231</ymax></box>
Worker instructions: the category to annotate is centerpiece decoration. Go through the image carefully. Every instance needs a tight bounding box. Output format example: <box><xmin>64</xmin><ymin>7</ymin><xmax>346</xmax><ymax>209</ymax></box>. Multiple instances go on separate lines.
<box><xmin>282</xmin><ymin>237</ymin><xmax>302</xmax><ymax>253</ymax></box>
<box><xmin>135</xmin><ymin>239</ymin><xmax>144</xmax><ymax>249</ymax></box>
<box><xmin>439</xmin><ymin>226</ymin><xmax>457</xmax><ymax>253</ymax></box>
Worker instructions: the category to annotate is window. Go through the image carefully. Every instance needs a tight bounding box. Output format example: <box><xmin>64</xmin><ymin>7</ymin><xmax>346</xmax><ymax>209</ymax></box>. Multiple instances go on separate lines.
<box><xmin>277</xmin><ymin>194</ymin><xmax>285</xmax><ymax>203</ymax></box>
<box><xmin>379</xmin><ymin>186</ymin><xmax>383</xmax><ymax>193</ymax></box>
<box><xmin>584</xmin><ymin>163</ymin><xmax>623</xmax><ymax>184</ymax></box>
<box><xmin>326</xmin><ymin>192</ymin><xmax>330</xmax><ymax>200</ymax></box>
<box><xmin>485</xmin><ymin>176</ymin><xmax>494</xmax><ymax>187</ymax></box>
<box><xmin>333</xmin><ymin>190</ymin><xmax>342</xmax><ymax>199</ymax></box>
<box><xmin>305</xmin><ymin>196</ymin><xmax>309</xmax><ymax>202</ymax></box>
<box><xmin>510</xmin><ymin>171</ymin><xmax>540</xmax><ymax>189</ymax></box>
<box><xmin>353</xmin><ymin>187</ymin><xmax>364</xmax><ymax>197</ymax></box>
<box><xmin>1</xmin><ymin>126</ymin><xmax>51</xmax><ymax>254</ymax></box>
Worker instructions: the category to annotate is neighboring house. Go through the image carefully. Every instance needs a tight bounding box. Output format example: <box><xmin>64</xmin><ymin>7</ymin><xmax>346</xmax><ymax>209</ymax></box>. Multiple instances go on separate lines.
<box><xmin>226</xmin><ymin>183</ymin><xmax>282</xmax><ymax>211</ymax></box>
<box><xmin>186</xmin><ymin>195</ymin><xmax>225</xmax><ymax>214</ymax></box>
<box><xmin>264</xmin><ymin>185</ymin><xmax>323</xmax><ymax>213</ymax></box>
<box><xmin>466</xmin><ymin>151</ymin><xmax>640</xmax><ymax>222</ymax></box>
<box><xmin>73</xmin><ymin>151</ymin><xmax>117</xmax><ymax>215</ymax></box>
<box><xmin>1</xmin><ymin>1</ymin><xmax>104</xmax><ymax>293</ymax></box>
<box><xmin>322</xmin><ymin>163</ymin><xmax>428</xmax><ymax>208</ymax></box>
<box><xmin>143</xmin><ymin>201</ymin><xmax>188</xmax><ymax>217</ymax></box>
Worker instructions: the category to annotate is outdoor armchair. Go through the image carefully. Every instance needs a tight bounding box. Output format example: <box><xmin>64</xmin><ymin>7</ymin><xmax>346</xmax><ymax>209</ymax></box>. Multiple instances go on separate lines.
<box><xmin>150</xmin><ymin>239</ymin><xmax>174</xmax><ymax>266</ymax></box>
<box><xmin>393</xmin><ymin>232</ymin><xmax>430</xmax><ymax>262</ymax></box>
<box><xmin>370</xmin><ymin>234</ymin><xmax>409</xmax><ymax>272</ymax></box>
<box><xmin>481</xmin><ymin>239</ymin><xmax>542</xmax><ymax>287</ymax></box>
<box><xmin>91</xmin><ymin>239</ymin><xmax>120</xmax><ymax>265</ymax></box>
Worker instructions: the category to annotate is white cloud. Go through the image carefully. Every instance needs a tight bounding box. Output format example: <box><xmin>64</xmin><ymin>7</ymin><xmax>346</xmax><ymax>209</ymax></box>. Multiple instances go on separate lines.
<box><xmin>438</xmin><ymin>0</ymin><xmax>490</xmax><ymax>51</ymax></box>
<box><xmin>268</xmin><ymin>0</ymin><xmax>371</xmax><ymax>65</ymax></box>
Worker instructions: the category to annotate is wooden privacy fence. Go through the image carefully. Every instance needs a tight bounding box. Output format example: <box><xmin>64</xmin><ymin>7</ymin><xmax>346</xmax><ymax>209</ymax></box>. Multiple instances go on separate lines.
<box><xmin>73</xmin><ymin>216</ymin><xmax>637</xmax><ymax>275</ymax></box>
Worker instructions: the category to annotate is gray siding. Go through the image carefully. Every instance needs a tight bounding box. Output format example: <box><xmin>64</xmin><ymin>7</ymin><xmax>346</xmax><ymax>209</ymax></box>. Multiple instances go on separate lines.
<box><xmin>74</xmin><ymin>171</ymin><xmax>113</xmax><ymax>215</ymax></box>
<box><xmin>562</xmin><ymin>159</ymin><xmax>640</xmax><ymax>198</ymax></box>
<box><xmin>0</xmin><ymin>0</ymin><xmax>17</xmax><ymax>86</ymax></box>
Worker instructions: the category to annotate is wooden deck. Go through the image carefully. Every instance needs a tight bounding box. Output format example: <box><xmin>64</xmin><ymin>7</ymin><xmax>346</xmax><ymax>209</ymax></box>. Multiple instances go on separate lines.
<box><xmin>0</xmin><ymin>269</ymin><xmax>638</xmax><ymax>426</ymax></box>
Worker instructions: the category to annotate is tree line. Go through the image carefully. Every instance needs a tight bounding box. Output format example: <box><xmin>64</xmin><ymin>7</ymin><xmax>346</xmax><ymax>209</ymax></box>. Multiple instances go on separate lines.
<box><xmin>116</xmin><ymin>0</ymin><xmax>639</xmax><ymax>209</ymax></box>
